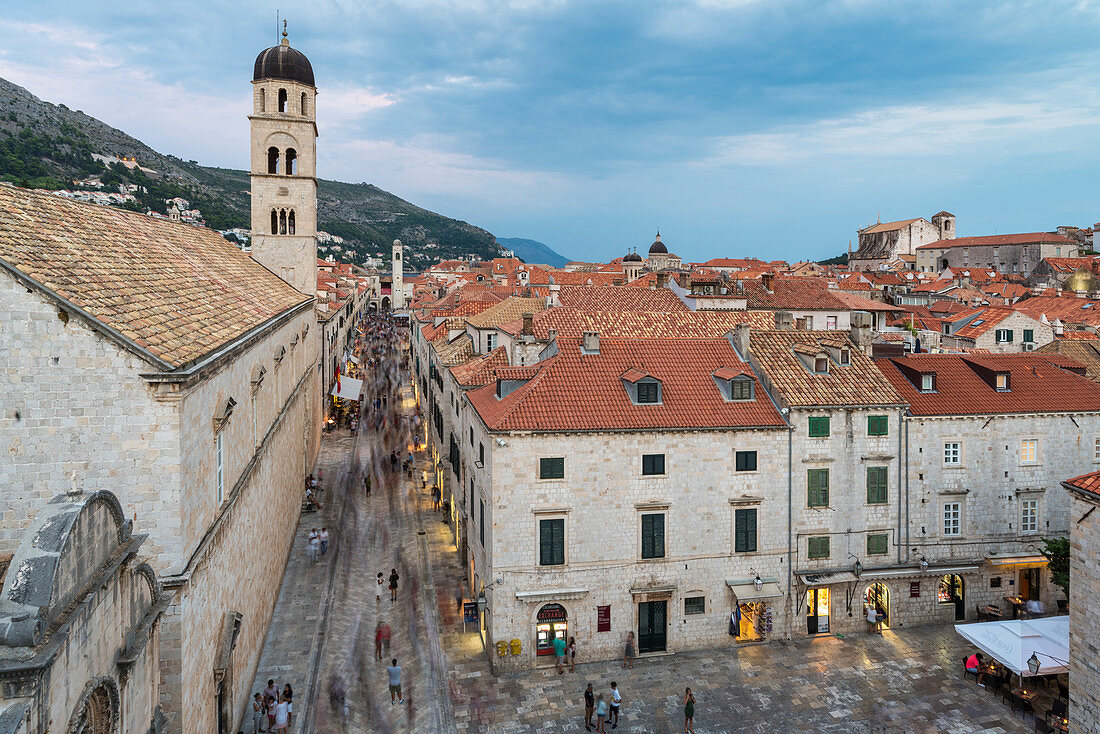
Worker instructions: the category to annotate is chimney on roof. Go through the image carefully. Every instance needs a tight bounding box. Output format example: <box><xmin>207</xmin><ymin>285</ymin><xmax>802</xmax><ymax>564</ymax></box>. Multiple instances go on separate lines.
<box><xmin>762</xmin><ymin>273</ymin><xmax>774</xmax><ymax>292</ymax></box>
<box><xmin>731</xmin><ymin>324</ymin><xmax>751</xmax><ymax>357</ymax></box>
<box><xmin>548</xmin><ymin>281</ymin><xmax>561</xmax><ymax>307</ymax></box>
<box><xmin>1054</xmin><ymin>318</ymin><xmax>1064</xmax><ymax>336</ymax></box>
<box><xmin>548</xmin><ymin>328</ymin><xmax>557</xmax><ymax>341</ymax></box>
<box><xmin>582</xmin><ymin>331</ymin><xmax>600</xmax><ymax>354</ymax></box>
<box><xmin>850</xmin><ymin>311</ymin><xmax>873</xmax><ymax>350</ymax></box>
<box><xmin>656</xmin><ymin>272</ymin><xmax>669</xmax><ymax>289</ymax></box>
<box><xmin>521</xmin><ymin>312</ymin><xmax>534</xmax><ymax>336</ymax></box>
<box><xmin>774</xmin><ymin>310</ymin><xmax>793</xmax><ymax>331</ymax></box>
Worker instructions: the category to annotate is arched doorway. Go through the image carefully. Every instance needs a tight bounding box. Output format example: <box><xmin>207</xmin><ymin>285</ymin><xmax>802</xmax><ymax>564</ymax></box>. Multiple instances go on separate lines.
<box><xmin>939</xmin><ymin>574</ymin><xmax>965</xmax><ymax>621</ymax></box>
<box><xmin>381</xmin><ymin>296</ymin><xmax>391</xmax><ymax>311</ymax></box>
<box><xmin>68</xmin><ymin>680</ymin><xmax>118</xmax><ymax>734</ymax></box>
<box><xmin>535</xmin><ymin>603</ymin><xmax>568</xmax><ymax>662</ymax></box>
<box><xmin>864</xmin><ymin>583</ymin><xmax>890</xmax><ymax>628</ymax></box>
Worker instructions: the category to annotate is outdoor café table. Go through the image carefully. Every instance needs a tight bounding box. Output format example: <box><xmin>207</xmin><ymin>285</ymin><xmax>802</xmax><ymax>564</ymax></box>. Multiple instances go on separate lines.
<box><xmin>1004</xmin><ymin>596</ymin><xmax>1025</xmax><ymax>619</ymax></box>
<box><xmin>1052</xmin><ymin>716</ymin><xmax>1068</xmax><ymax>733</ymax></box>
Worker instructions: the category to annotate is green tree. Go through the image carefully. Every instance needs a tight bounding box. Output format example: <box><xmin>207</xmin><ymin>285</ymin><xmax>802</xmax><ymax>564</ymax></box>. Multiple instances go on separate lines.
<box><xmin>1040</xmin><ymin>537</ymin><xmax>1070</xmax><ymax>600</ymax></box>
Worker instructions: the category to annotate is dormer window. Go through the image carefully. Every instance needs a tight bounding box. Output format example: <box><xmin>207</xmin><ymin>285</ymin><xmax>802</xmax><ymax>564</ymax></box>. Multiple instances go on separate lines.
<box><xmin>730</xmin><ymin>378</ymin><xmax>753</xmax><ymax>400</ymax></box>
<box><xmin>920</xmin><ymin>373</ymin><xmax>936</xmax><ymax>392</ymax></box>
<box><xmin>839</xmin><ymin>349</ymin><xmax>851</xmax><ymax>366</ymax></box>
<box><xmin>637</xmin><ymin>380</ymin><xmax>661</xmax><ymax>404</ymax></box>
<box><xmin>814</xmin><ymin>356</ymin><xmax>829</xmax><ymax>374</ymax></box>
<box><xmin>995</xmin><ymin>372</ymin><xmax>1010</xmax><ymax>391</ymax></box>
<box><xmin>713</xmin><ymin>368</ymin><xmax>755</xmax><ymax>401</ymax></box>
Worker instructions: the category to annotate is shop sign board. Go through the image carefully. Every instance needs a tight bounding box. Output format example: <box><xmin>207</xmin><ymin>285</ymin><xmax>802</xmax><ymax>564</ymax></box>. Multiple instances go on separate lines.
<box><xmin>597</xmin><ymin>605</ymin><xmax>611</xmax><ymax>632</ymax></box>
<box><xmin>910</xmin><ymin>581</ymin><xmax>921</xmax><ymax>598</ymax></box>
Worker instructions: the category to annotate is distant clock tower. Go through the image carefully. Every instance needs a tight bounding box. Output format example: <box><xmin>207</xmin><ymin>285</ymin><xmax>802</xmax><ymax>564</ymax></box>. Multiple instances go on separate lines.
<box><xmin>249</xmin><ymin>24</ymin><xmax>318</xmax><ymax>296</ymax></box>
<box><xmin>392</xmin><ymin>239</ymin><xmax>404</xmax><ymax>309</ymax></box>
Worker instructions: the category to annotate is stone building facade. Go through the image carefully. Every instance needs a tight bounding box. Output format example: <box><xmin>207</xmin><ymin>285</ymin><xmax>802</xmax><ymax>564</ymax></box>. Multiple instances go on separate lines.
<box><xmin>915</xmin><ymin>232</ymin><xmax>1080</xmax><ymax>275</ymax></box>
<box><xmin>940</xmin><ymin>308</ymin><xmax>1054</xmax><ymax>353</ymax></box>
<box><xmin>1061</xmin><ymin>471</ymin><xmax>1100</xmax><ymax>733</ymax></box>
<box><xmin>0</xmin><ymin>491</ymin><xmax>167</xmax><ymax>734</ymax></box>
<box><xmin>849</xmin><ymin>213</ymin><xmax>953</xmax><ymax>272</ymax></box>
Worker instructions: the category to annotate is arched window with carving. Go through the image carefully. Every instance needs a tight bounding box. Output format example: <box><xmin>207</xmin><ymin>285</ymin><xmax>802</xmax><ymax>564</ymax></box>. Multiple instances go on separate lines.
<box><xmin>278</xmin><ymin>88</ymin><xmax>288</xmax><ymax>112</ymax></box>
<box><xmin>271</xmin><ymin>209</ymin><xmax>278</xmax><ymax>234</ymax></box>
<box><xmin>267</xmin><ymin>147</ymin><xmax>279</xmax><ymax>174</ymax></box>
<box><xmin>279</xmin><ymin>209</ymin><xmax>287</xmax><ymax>235</ymax></box>
<box><xmin>288</xmin><ymin>210</ymin><xmax>296</xmax><ymax>235</ymax></box>
<box><xmin>301</xmin><ymin>92</ymin><xmax>308</xmax><ymax>116</ymax></box>
<box><xmin>259</xmin><ymin>88</ymin><xmax>266</xmax><ymax>112</ymax></box>
<box><xmin>285</xmin><ymin>148</ymin><xmax>297</xmax><ymax>175</ymax></box>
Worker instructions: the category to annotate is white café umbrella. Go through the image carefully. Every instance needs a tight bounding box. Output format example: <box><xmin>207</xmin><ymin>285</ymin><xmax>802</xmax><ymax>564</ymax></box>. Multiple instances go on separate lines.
<box><xmin>954</xmin><ymin>617</ymin><xmax>1069</xmax><ymax>677</ymax></box>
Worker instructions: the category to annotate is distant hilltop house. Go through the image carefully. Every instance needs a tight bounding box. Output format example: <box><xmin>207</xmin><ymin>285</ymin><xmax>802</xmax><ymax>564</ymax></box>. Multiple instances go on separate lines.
<box><xmin>91</xmin><ymin>152</ymin><xmax>157</xmax><ymax>175</ymax></box>
<box><xmin>848</xmin><ymin>212</ymin><xmax>955</xmax><ymax>272</ymax></box>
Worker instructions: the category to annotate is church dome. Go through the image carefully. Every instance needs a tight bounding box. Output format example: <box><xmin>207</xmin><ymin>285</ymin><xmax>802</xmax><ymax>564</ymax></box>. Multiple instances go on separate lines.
<box><xmin>254</xmin><ymin>36</ymin><xmax>315</xmax><ymax>87</ymax></box>
<box><xmin>649</xmin><ymin>231</ymin><xmax>667</xmax><ymax>254</ymax></box>
<box><xmin>624</xmin><ymin>250</ymin><xmax>642</xmax><ymax>262</ymax></box>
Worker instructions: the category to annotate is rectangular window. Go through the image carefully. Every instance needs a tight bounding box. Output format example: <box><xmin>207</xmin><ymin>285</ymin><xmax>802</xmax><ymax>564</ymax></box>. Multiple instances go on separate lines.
<box><xmin>539</xmin><ymin>457</ymin><xmax>565</xmax><ymax>479</ymax></box>
<box><xmin>734</xmin><ymin>508</ymin><xmax>757</xmax><ymax>552</ymax></box>
<box><xmin>866</xmin><ymin>467</ymin><xmax>888</xmax><ymax>504</ymax></box>
<box><xmin>730</xmin><ymin>379</ymin><xmax>753</xmax><ymax>400</ymax></box>
<box><xmin>684</xmin><ymin>596</ymin><xmax>706</xmax><ymax>615</ymax></box>
<box><xmin>641</xmin><ymin>513</ymin><xmax>666</xmax><ymax>559</ymax></box>
<box><xmin>1023</xmin><ymin>329</ymin><xmax>1034</xmax><ymax>343</ymax></box>
<box><xmin>215</xmin><ymin>433</ymin><xmax>225</xmax><ymax>504</ymax></box>
<box><xmin>479</xmin><ymin>442</ymin><xmax>485</xmax><ymax>465</ymax></box>
<box><xmin>539</xmin><ymin>518</ymin><xmax>565</xmax><ymax>565</ymax></box>
<box><xmin>867</xmin><ymin>533</ymin><xmax>889</xmax><ymax>556</ymax></box>
<box><xmin>921</xmin><ymin>374</ymin><xmax>935</xmax><ymax>392</ymax></box>
<box><xmin>642</xmin><ymin>453</ymin><xmax>666</xmax><ymax>476</ymax></box>
<box><xmin>1094</xmin><ymin>436</ymin><xmax>1100</xmax><ymax>462</ymax></box>
<box><xmin>943</xmin><ymin>502</ymin><xmax>961</xmax><ymax>536</ymax></box>
<box><xmin>486</xmin><ymin>332</ymin><xmax>497</xmax><ymax>350</ymax></box>
<box><xmin>637</xmin><ymin>382</ymin><xmax>660</xmax><ymax>403</ymax></box>
<box><xmin>470</xmin><ymin>426</ymin><xmax>474</xmax><ymax>446</ymax></box>
<box><xmin>1020</xmin><ymin>439</ymin><xmax>1038</xmax><ymax>464</ymax></box>
<box><xmin>944</xmin><ymin>442</ymin><xmax>961</xmax><ymax>465</ymax></box>
<box><xmin>826</xmin><ymin>315</ymin><xmax>837</xmax><ymax>329</ymax></box>
<box><xmin>1021</xmin><ymin>499</ymin><xmax>1038</xmax><ymax>533</ymax></box>
<box><xmin>735</xmin><ymin>450</ymin><xmax>757</xmax><ymax>472</ymax></box>
<box><xmin>808</xmin><ymin>416</ymin><xmax>830</xmax><ymax>437</ymax></box>
<box><xmin>996</xmin><ymin>329</ymin><xmax>1013</xmax><ymax>343</ymax></box>
<box><xmin>996</xmin><ymin>373</ymin><xmax>1010</xmax><ymax>391</ymax></box>
<box><xmin>807</xmin><ymin>536</ymin><xmax>830</xmax><ymax>560</ymax></box>
<box><xmin>867</xmin><ymin>415</ymin><xmax>888</xmax><ymax>436</ymax></box>
<box><xmin>807</xmin><ymin>469</ymin><xmax>830</xmax><ymax>507</ymax></box>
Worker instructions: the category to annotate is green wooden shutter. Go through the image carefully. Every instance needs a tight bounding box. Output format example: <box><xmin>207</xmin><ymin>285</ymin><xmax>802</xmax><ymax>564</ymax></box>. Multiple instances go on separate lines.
<box><xmin>808</xmin><ymin>416</ymin><xmax>830</xmax><ymax>437</ymax></box>
<box><xmin>867</xmin><ymin>467</ymin><xmax>887</xmax><ymax>504</ymax></box>
<box><xmin>867</xmin><ymin>415</ymin><xmax>888</xmax><ymax>436</ymax></box>
<box><xmin>1024</xmin><ymin>329</ymin><xmax>1034</xmax><ymax>342</ymax></box>
<box><xmin>808</xmin><ymin>536</ymin><xmax>830</xmax><ymax>559</ymax></box>
<box><xmin>540</xmin><ymin>519</ymin><xmax>564</xmax><ymax>565</ymax></box>
<box><xmin>808</xmin><ymin>469</ymin><xmax>830</xmax><ymax>507</ymax></box>
<box><xmin>867</xmin><ymin>533</ymin><xmax>888</xmax><ymax>555</ymax></box>
<box><xmin>642</xmin><ymin>514</ymin><xmax>665</xmax><ymax>558</ymax></box>
<box><xmin>735</xmin><ymin>509</ymin><xmax>757</xmax><ymax>552</ymax></box>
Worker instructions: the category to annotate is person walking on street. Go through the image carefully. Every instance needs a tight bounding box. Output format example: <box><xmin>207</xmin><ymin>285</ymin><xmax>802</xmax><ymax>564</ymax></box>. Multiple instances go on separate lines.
<box><xmin>281</xmin><ymin>685</ymin><xmax>293</xmax><ymax>729</ymax></box>
<box><xmin>263</xmin><ymin>680</ymin><xmax>278</xmax><ymax>723</ymax></box>
<box><xmin>389</xmin><ymin>568</ymin><xmax>400</xmax><ymax>601</ymax></box>
<box><xmin>683</xmin><ymin>687</ymin><xmax>696</xmax><ymax>734</ymax></box>
<box><xmin>609</xmin><ymin>682</ymin><xmax>622</xmax><ymax>729</ymax></box>
<box><xmin>387</xmin><ymin>658</ymin><xmax>404</xmax><ymax>704</ymax></box>
<box><xmin>319</xmin><ymin>527</ymin><xmax>329</xmax><ymax>557</ymax></box>
<box><xmin>374</xmin><ymin>621</ymin><xmax>384</xmax><ymax>661</ymax></box>
<box><xmin>584</xmin><ymin>683</ymin><xmax>595</xmax><ymax>731</ymax></box>
<box><xmin>569</xmin><ymin>636</ymin><xmax>577</xmax><ymax>673</ymax></box>
<box><xmin>251</xmin><ymin>693</ymin><xmax>265</xmax><ymax>733</ymax></box>
<box><xmin>455</xmin><ymin>579</ymin><xmax>464</xmax><ymax>616</ymax></box>
<box><xmin>364</xmin><ymin>473</ymin><xmax>371</xmax><ymax>497</ymax></box>
<box><xmin>377</xmin><ymin>572</ymin><xmax>384</xmax><ymax>603</ymax></box>
<box><xmin>595</xmin><ymin>694</ymin><xmax>608</xmax><ymax>733</ymax></box>
<box><xmin>553</xmin><ymin>633</ymin><xmax>568</xmax><ymax>674</ymax></box>
<box><xmin>381</xmin><ymin>622</ymin><xmax>392</xmax><ymax>655</ymax></box>
<box><xmin>623</xmin><ymin>632</ymin><xmax>635</xmax><ymax>669</ymax></box>
<box><xmin>307</xmin><ymin>528</ymin><xmax>319</xmax><ymax>563</ymax></box>
<box><xmin>272</xmin><ymin>693</ymin><xmax>290</xmax><ymax>732</ymax></box>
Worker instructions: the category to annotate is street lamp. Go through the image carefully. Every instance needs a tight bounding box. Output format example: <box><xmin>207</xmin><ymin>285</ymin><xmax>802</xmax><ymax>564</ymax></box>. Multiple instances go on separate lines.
<box><xmin>1027</xmin><ymin>651</ymin><xmax>1070</xmax><ymax>675</ymax></box>
<box><xmin>848</xmin><ymin>553</ymin><xmax>863</xmax><ymax>579</ymax></box>
<box><xmin>476</xmin><ymin>590</ymin><xmax>487</xmax><ymax>615</ymax></box>
<box><xmin>749</xmin><ymin>568</ymin><xmax>763</xmax><ymax>590</ymax></box>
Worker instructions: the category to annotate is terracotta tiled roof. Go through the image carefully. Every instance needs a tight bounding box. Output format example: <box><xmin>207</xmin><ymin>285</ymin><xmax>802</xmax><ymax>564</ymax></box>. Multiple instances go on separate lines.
<box><xmin>1063</xmin><ymin>470</ymin><xmax>1100</xmax><ymax>499</ymax></box>
<box><xmin>467</xmin><ymin>338</ymin><xmax>785</xmax><ymax>432</ymax></box>
<box><xmin>861</xmin><ymin>218</ymin><xmax>921</xmax><ymax>234</ymax></box>
<box><xmin>748</xmin><ymin>330</ymin><xmax>904</xmax><ymax>407</ymax></box>
<box><xmin>945</xmin><ymin>306</ymin><xmax>1021</xmax><ymax>339</ymax></box>
<box><xmin>1043</xmin><ymin>256</ymin><xmax>1097</xmax><ymax>274</ymax></box>
<box><xmin>465</xmin><ymin>296</ymin><xmax>547</xmax><ymax>329</ymax></box>
<box><xmin>430</xmin><ymin>300</ymin><xmax>500</xmax><ymax>319</ymax></box>
<box><xmin>1013</xmin><ymin>295</ymin><xmax>1100</xmax><ymax>329</ymax></box>
<box><xmin>556</xmin><ymin>285</ymin><xmax>689</xmax><ymax>312</ymax></box>
<box><xmin>497</xmin><ymin>308</ymin><xmax>774</xmax><ymax>338</ymax></box>
<box><xmin>915</xmin><ymin>232</ymin><xmax>1076</xmax><ymax>250</ymax></box>
<box><xmin>450</xmin><ymin>346</ymin><xmax>509</xmax><ymax>387</ymax></box>
<box><xmin>1034</xmin><ymin>339</ymin><xmax>1100</xmax><ymax>382</ymax></box>
<box><xmin>421</xmin><ymin>321</ymin><xmax>448</xmax><ymax>341</ymax></box>
<box><xmin>0</xmin><ymin>183</ymin><xmax>309</xmax><ymax>368</ymax></box>
<box><xmin>830</xmin><ymin>291</ymin><xmax>905</xmax><ymax>312</ymax></box>
<box><xmin>1059</xmin><ymin>331</ymin><xmax>1099</xmax><ymax>340</ymax></box>
<box><xmin>740</xmin><ymin>279</ymin><xmax>851</xmax><ymax>311</ymax></box>
<box><xmin>434</xmin><ymin>333</ymin><xmax>475</xmax><ymax>366</ymax></box>
<box><xmin>876</xmin><ymin>353</ymin><xmax>1100</xmax><ymax>416</ymax></box>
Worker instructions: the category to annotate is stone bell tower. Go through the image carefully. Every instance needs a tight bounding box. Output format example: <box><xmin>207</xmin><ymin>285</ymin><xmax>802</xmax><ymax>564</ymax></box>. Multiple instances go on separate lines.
<box><xmin>249</xmin><ymin>23</ymin><xmax>318</xmax><ymax>296</ymax></box>
<box><xmin>391</xmin><ymin>239</ymin><xmax>404</xmax><ymax>309</ymax></box>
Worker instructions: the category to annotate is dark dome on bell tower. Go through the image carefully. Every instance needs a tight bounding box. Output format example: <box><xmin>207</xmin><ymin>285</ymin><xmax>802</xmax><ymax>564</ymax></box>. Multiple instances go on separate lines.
<box><xmin>254</xmin><ymin>26</ymin><xmax>315</xmax><ymax>87</ymax></box>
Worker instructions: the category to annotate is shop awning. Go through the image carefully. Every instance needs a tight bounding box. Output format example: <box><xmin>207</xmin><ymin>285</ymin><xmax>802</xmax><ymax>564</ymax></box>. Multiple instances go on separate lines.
<box><xmin>796</xmin><ymin>570</ymin><xmax>859</xmax><ymax>586</ymax></box>
<box><xmin>986</xmin><ymin>553</ymin><xmax>1047</xmax><ymax>567</ymax></box>
<box><xmin>726</xmin><ymin>579</ymin><xmax>783</xmax><ymax>601</ymax></box>
<box><xmin>330</xmin><ymin>376</ymin><xmax>363</xmax><ymax>401</ymax></box>
<box><xmin>515</xmin><ymin>588</ymin><xmax>589</xmax><ymax>603</ymax></box>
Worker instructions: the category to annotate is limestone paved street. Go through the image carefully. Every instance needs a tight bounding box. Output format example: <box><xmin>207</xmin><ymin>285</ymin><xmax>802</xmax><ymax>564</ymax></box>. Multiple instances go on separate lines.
<box><xmin>248</xmin><ymin>340</ymin><xmax>1039</xmax><ymax>734</ymax></box>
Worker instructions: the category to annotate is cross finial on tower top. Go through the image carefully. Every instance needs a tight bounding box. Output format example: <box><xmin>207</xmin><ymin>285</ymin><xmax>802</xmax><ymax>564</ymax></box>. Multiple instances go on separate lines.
<box><xmin>280</xmin><ymin>18</ymin><xmax>289</xmax><ymax>46</ymax></box>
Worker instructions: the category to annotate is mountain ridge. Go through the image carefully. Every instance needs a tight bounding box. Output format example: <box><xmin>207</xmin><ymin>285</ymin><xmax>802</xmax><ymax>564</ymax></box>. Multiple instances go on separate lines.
<box><xmin>0</xmin><ymin>76</ymin><xmax>500</xmax><ymax>269</ymax></box>
<box><xmin>496</xmin><ymin>236</ymin><xmax>571</xmax><ymax>267</ymax></box>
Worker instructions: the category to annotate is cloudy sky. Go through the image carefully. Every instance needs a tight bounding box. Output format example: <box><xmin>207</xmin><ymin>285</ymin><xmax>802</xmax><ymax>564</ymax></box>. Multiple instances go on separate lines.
<box><xmin>3</xmin><ymin>1</ymin><xmax>1100</xmax><ymax>262</ymax></box>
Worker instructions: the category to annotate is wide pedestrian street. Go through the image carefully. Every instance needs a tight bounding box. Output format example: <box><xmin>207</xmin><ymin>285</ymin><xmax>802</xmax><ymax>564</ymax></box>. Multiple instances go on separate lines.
<box><xmin>444</xmin><ymin>622</ymin><xmax>1033</xmax><ymax>733</ymax></box>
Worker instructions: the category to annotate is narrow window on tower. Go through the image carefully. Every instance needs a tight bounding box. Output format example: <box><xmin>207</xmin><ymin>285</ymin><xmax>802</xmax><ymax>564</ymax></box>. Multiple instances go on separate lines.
<box><xmin>259</xmin><ymin>88</ymin><xmax>266</xmax><ymax>112</ymax></box>
<box><xmin>279</xmin><ymin>209</ymin><xmax>287</xmax><ymax>235</ymax></box>
<box><xmin>278</xmin><ymin>88</ymin><xmax>288</xmax><ymax>112</ymax></box>
<box><xmin>267</xmin><ymin>147</ymin><xmax>279</xmax><ymax>174</ymax></box>
<box><xmin>288</xmin><ymin>210</ymin><xmax>296</xmax><ymax>235</ymax></box>
<box><xmin>286</xmin><ymin>148</ymin><xmax>297</xmax><ymax>175</ymax></box>
<box><xmin>270</xmin><ymin>209</ymin><xmax>278</xmax><ymax>234</ymax></box>
<box><xmin>301</xmin><ymin>92</ymin><xmax>308</xmax><ymax>115</ymax></box>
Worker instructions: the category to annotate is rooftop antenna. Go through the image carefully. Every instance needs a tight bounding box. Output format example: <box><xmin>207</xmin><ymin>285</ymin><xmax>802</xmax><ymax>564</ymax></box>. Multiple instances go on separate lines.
<box><xmin>276</xmin><ymin>10</ymin><xmax>280</xmax><ymax>43</ymax></box>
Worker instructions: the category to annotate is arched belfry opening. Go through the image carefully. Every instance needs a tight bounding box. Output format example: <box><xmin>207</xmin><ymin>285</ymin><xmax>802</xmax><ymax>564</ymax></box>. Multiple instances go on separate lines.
<box><xmin>278</xmin><ymin>88</ymin><xmax>288</xmax><ymax>112</ymax></box>
<box><xmin>286</xmin><ymin>148</ymin><xmax>297</xmax><ymax>175</ymax></box>
<box><xmin>267</xmin><ymin>147</ymin><xmax>279</xmax><ymax>174</ymax></box>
